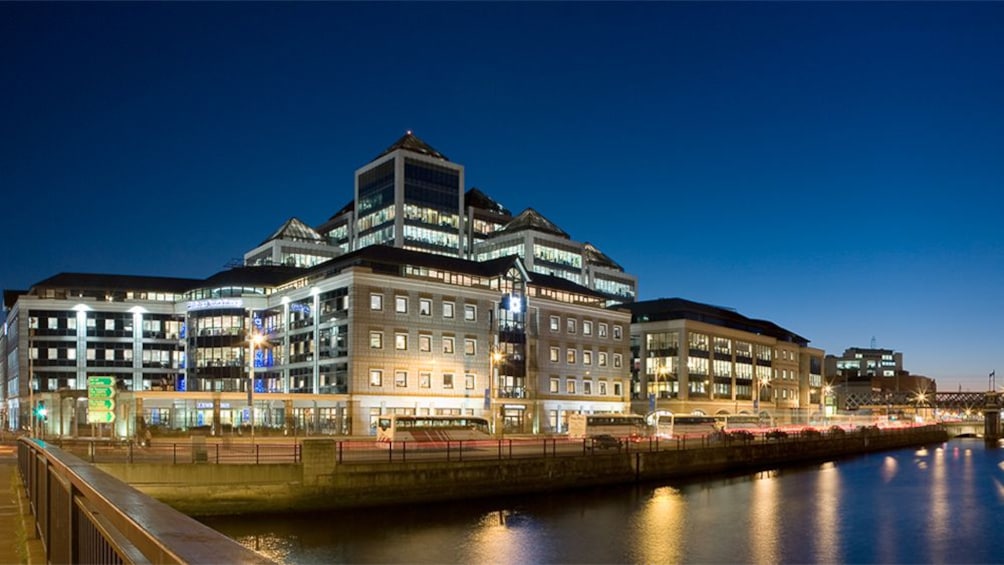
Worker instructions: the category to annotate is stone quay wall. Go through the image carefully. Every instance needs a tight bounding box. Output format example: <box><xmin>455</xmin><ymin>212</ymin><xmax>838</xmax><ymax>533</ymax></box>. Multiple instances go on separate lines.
<box><xmin>99</xmin><ymin>427</ymin><xmax>948</xmax><ymax>516</ymax></box>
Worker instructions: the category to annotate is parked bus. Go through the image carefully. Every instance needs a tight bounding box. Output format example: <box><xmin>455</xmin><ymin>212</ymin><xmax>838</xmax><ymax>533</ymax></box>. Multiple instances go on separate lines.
<box><xmin>376</xmin><ymin>415</ymin><xmax>492</xmax><ymax>443</ymax></box>
<box><xmin>655</xmin><ymin>414</ymin><xmax>719</xmax><ymax>438</ymax></box>
<box><xmin>719</xmin><ymin>414</ymin><xmax>764</xmax><ymax>431</ymax></box>
<box><xmin>567</xmin><ymin>413</ymin><xmax>648</xmax><ymax>440</ymax></box>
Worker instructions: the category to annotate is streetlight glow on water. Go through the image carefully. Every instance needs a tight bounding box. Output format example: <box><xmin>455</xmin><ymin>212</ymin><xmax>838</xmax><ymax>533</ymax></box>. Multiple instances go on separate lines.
<box><xmin>203</xmin><ymin>439</ymin><xmax>1004</xmax><ymax>564</ymax></box>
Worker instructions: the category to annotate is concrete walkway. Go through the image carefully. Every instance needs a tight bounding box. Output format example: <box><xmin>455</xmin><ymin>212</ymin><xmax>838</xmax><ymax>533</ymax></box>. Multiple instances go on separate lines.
<box><xmin>0</xmin><ymin>441</ymin><xmax>45</xmax><ymax>565</ymax></box>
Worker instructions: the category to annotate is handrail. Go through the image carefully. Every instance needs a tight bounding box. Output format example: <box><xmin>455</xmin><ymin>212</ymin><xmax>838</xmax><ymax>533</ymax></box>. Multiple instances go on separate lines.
<box><xmin>18</xmin><ymin>437</ymin><xmax>272</xmax><ymax>564</ymax></box>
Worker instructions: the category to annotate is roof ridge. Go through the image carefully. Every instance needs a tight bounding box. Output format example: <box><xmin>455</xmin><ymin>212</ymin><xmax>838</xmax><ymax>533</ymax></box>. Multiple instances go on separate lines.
<box><xmin>374</xmin><ymin>131</ymin><xmax>448</xmax><ymax>162</ymax></box>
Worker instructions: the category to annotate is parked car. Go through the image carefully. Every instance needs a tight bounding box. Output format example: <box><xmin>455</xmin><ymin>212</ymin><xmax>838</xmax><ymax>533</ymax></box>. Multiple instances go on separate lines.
<box><xmin>591</xmin><ymin>434</ymin><xmax>623</xmax><ymax>450</ymax></box>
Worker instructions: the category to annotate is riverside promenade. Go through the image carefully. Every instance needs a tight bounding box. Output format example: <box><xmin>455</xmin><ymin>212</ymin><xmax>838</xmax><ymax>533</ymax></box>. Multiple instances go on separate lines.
<box><xmin>0</xmin><ymin>437</ymin><xmax>44</xmax><ymax>565</ymax></box>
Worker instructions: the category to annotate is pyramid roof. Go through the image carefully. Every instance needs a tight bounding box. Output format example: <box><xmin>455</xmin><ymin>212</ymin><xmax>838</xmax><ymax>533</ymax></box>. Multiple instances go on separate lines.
<box><xmin>496</xmin><ymin>208</ymin><xmax>569</xmax><ymax>239</ymax></box>
<box><xmin>374</xmin><ymin>131</ymin><xmax>448</xmax><ymax>162</ymax></box>
<box><xmin>583</xmin><ymin>242</ymin><xmax>623</xmax><ymax>271</ymax></box>
<box><xmin>259</xmin><ymin>218</ymin><xmax>324</xmax><ymax>246</ymax></box>
<box><xmin>464</xmin><ymin>187</ymin><xmax>511</xmax><ymax>216</ymax></box>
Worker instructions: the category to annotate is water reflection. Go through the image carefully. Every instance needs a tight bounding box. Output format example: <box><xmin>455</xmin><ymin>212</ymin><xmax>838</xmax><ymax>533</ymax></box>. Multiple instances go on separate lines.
<box><xmin>813</xmin><ymin>461</ymin><xmax>840</xmax><ymax>564</ymax></box>
<box><xmin>630</xmin><ymin>486</ymin><xmax>686</xmax><ymax>564</ymax></box>
<box><xmin>202</xmin><ymin>439</ymin><xmax>1004</xmax><ymax>564</ymax></box>
<box><xmin>463</xmin><ymin>510</ymin><xmax>544</xmax><ymax>565</ymax></box>
<box><xmin>927</xmin><ymin>445</ymin><xmax>949</xmax><ymax>563</ymax></box>
<box><xmin>747</xmin><ymin>472</ymin><xmax>780</xmax><ymax>565</ymax></box>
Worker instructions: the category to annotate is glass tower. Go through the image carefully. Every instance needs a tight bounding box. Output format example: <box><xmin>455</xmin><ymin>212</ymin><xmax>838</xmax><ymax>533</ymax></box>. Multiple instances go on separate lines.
<box><xmin>354</xmin><ymin>132</ymin><xmax>465</xmax><ymax>256</ymax></box>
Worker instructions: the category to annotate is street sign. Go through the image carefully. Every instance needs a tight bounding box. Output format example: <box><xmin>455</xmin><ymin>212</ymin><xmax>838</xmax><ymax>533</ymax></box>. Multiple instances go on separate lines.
<box><xmin>87</xmin><ymin>376</ymin><xmax>114</xmax><ymax>387</ymax></box>
<box><xmin>87</xmin><ymin>411</ymin><xmax>116</xmax><ymax>424</ymax></box>
<box><xmin>87</xmin><ymin>376</ymin><xmax>116</xmax><ymax>399</ymax></box>
<box><xmin>88</xmin><ymin>399</ymin><xmax>114</xmax><ymax>411</ymax></box>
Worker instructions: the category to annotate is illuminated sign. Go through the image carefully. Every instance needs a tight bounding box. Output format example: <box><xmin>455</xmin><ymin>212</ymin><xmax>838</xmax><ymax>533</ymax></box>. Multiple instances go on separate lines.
<box><xmin>186</xmin><ymin>298</ymin><xmax>244</xmax><ymax>311</ymax></box>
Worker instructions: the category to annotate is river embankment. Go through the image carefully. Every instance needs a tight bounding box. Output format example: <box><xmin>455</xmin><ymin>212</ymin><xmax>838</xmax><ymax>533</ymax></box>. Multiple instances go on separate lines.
<box><xmin>97</xmin><ymin>426</ymin><xmax>947</xmax><ymax>516</ymax></box>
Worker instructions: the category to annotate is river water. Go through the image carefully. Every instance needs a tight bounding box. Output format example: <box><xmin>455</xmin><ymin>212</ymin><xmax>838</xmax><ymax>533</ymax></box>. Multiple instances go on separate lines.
<box><xmin>202</xmin><ymin>438</ymin><xmax>1004</xmax><ymax>564</ymax></box>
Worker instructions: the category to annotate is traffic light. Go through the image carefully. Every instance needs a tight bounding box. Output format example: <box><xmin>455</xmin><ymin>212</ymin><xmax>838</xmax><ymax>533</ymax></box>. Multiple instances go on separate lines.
<box><xmin>35</xmin><ymin>401</ymin><xmax>47</xmax><ymax>422</ymax></box>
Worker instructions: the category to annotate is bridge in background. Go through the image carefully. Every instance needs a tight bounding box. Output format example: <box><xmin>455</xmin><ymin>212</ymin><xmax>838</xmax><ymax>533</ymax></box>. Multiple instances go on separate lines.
<box><xmin>838</xmin><ymin>390</ymin><xmax>1001</xmax><ymax>439</ymax></box>
<box><xmin>840</xmin><ymin>390</ymin><xmax>987</xmax><ymax>412</ymax></box>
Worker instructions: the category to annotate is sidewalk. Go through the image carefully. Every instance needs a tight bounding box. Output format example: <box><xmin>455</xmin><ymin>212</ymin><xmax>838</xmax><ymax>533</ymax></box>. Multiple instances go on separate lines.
<box><xmin>0</xmin><ymin>441</ymin><xmax>45</xmax><ymax>565</ymax></box>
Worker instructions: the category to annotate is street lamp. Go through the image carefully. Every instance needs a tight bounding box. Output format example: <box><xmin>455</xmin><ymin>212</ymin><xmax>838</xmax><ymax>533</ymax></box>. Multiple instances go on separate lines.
<box><xmin>654</xmin><ymin>364</ymin><xmax>668</xmax><ymax>400</ymax></box>
<box><xmin>248</xmin><ymin>332</ymin><xmax>264</xmax><ymax>444</ymax></box>
<box><xmin>489</xmin><ymin>348</ymin><xmax>503</xmax><ymax>437</ymax></box>
<box><xmin>28</xmin><ymin>327</ymin><xmax>35</xmax><ymax>438</ymax></box>
<box><xmin>754</xmin><ymin>373</ymin><xmax>772</xmax><ymax>423</ymax></box>
<box><xmin>914</xmin><ymin>391</ymin><xmax>929</xmax><ymax>423</ymax></box>
<box><xmin>822</xmin><ymin>384</ymin><xmax>833</xmax><ymax>423</ymax></box>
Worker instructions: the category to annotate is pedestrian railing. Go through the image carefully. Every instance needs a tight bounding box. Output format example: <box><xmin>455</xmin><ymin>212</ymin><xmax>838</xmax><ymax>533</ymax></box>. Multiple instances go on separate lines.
<box><xmin>17</xmin><ymin>438</ymin><xmax>272</xmax><ymax>564</ymax></box>
<box><xmin>37</xmin><ymin>424</ymin><xmax>944</xmax><ymax>466</ymax></box>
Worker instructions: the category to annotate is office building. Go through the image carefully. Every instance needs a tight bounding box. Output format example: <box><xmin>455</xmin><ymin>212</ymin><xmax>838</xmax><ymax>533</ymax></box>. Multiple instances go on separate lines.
<box><xmin>622</xmin><ymin>298</ymin><xmax>825</xmax><ymax>424</ymax></box>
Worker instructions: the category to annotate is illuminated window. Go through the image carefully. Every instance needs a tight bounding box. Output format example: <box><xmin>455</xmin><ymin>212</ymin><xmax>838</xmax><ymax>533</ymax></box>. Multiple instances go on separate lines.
<box><xmin>369</xmin><ymin>370</ymin><xmax>382</xmax><ymax>386</ymax></box>
<box><xmin>369</xmin><ymin>331</ymin><xmax>383</xmax><ymax>349</ymax></box>
<box><xmin>420</xmin><ymin>372</ymin><xmax>431</xmax><ymax>388</ymax></box>
<box><xmin>419</xmin><ymin>299</ymin><xmax>432</xmax><ymax>316</ymax></box>
<box><xmin>443</xmin><ymin>302</ymin><xmax>455</xmax><ymax>319</ymax></box>
<box><xmin>566</xmin><ymin>349</ymin><xmax>576</xmax><ymax>364</ymax></box>
<box><xmin>395</xmin><ymin>296</ymin><xmax>408</xmax><ymax>314</ymax></box>
<box><xmin>598</xmin><ymin>323</ymin><xmax>608</xmax><ymax>338</ymax></box>
<box><xmin>583</xmin><ymin>321</ymin><xmax>592</xmax><ymax>336</ymax></box>
<box><xmin>598</xmin><ymin>352</ymin><xmax>608</xmax><ymax>367</ymax></box>
<box><xmin>443</xmin><ymin>337</ymin><xmax>455</xmax><ymax>355</ymax></box>
<box><xmin>549</xmin><ymin>347</ymin><xmax>559</xmax><ymax>363</ymax></box>
<box><xmin>395</xmin><ymin>371</ymin><xmax>408</xmax><ymax>387</ymax></box>
<box><xmin>465</xmin><ymin>374</ymin><xmax>475</xmax><ymax>389</ymax></box>
<box><xmin>613</xmin><ymin>353</ymin><xmax>622</xmax><ymax>368</ymax></box>
<box><xmin>567</xmin><ymin>318</ymin><xmax>576</xmax><ymax>334</ymax></box>
<box><xmin>566</xmin><ymin>379</ymin><xmax>576</xmax><ymax>394</ymax></box>
<box><xmin>599</xmin><ymin>381</ymin><xmax>607</xmax><ymax>395</ymax></box>
<box><xmin>395</xmin><ymin>333</ymin><xmax>408</xmax><ymax>350</ymax></box>
<box><xmin>419</xmin><ymin>334</ymin><xmax>432</xmax><ymax>352</ymax></box>
<box><xmin>464</xmin><ymin>304</ymin><xmax>476</xmax><ymax>321</ymax></box>
<box><xmin>550</xmin><ymin>378</ymin><xmax>559</xmax><ymax>393</ymax></box>
<box><xmin>465</xmin><ymin>339</ymin><xmax>476</xmax><ymax>356</ymax></box>
<box><xmin>583</xmin><ymin>351</ymin><xmax>593</xmax><ymax>365</ymax></box>
<box><xmin>370</xmin><ymin>294</ymin><xmax>383</xmax><ymax>311</ymax></box>
<box><xmin>550</xmin><ymin>316</ymin><xmax>560</xmax><ymax>332</ymax></box>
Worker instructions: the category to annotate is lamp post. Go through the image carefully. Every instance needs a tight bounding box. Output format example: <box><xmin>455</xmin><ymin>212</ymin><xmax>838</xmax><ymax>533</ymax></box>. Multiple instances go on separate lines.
<box><xmin>914</xmin><ymin>391</ymin><xmax>928</xmax><ymax>423</ymax></box>
<box><xmin>248</xmin><ymin>332</ymin><xmax>264</xmax><ymax>444</ymax></box>
<box><xmin>822</xmin><ymin>384</ymin><xmax>833</xmax><ymax>424</ymax></box>
<box><xmin>489</xmin><ymin>348</ymin><xmax>503</xmax><ymax>437</ymax></box>
<box><xmin>28</xmin><ymin>327</ymin><xmax>35</xmax><ymax>438</ymax></box>
<box><xmin>754</xmin><ymin>373</ymin><xmax>772</xmax><ymax>424</ymax></box>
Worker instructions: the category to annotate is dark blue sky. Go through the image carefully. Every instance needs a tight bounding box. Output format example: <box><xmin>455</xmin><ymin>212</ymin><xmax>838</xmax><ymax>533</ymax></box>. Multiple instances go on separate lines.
<box><xmin>3</xmin><ymin>2</ymin><xmax>1003</xmax><ymax>390</ymax></box>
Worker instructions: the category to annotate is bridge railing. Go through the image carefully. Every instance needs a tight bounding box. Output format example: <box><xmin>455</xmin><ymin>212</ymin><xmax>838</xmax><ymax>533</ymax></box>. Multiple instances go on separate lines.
<box><xmin>17</xmin><ymin>437</ymin><xmax>272</xmax><ymax>564</ymax></box>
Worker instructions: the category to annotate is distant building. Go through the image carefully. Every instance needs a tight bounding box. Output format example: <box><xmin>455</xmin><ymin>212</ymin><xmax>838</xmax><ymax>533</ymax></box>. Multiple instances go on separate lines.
<box><xmin>824</xmin><ymin>347</ymin><xmax>936</xmax><ymax>414</ymax></box>
<box><xmin>825</xmin><ymin>347</ymin><xmax>903</xmax><ymax>379</ymax></box>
